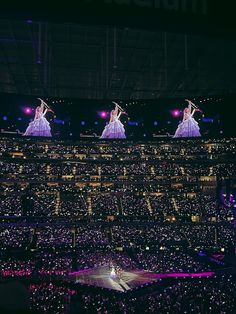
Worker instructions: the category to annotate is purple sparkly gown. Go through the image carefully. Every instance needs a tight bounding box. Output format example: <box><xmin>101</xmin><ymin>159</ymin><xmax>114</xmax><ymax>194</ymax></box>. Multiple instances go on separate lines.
<box><xmin>101</xmin><ymin>114</ymin><xmax>126</xmax><ymax>139</ymax></box>
<box><xmin>173</xmin><ymin>113</ymin><xmax>201</xmax><ymax>138</ymax></box>
<box><xmin>23</xmin><ymin>111</ymin><xmax>52</xmax><ymax>137</ymax></box>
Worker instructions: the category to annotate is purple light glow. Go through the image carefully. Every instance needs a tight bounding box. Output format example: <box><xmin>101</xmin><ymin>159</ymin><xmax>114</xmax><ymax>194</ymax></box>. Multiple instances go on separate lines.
<box><xmin>69</xmin><ymin>269</ymin><xmax>91</xmax><ymax>275</ymax></box>
<box><xmin>171</xmin><ymin>109</ymin><xmax>181</xmax><ymax>117</ymax></box>
<box><xmin>148</xmin><ymin>271</ymin><xmax>215</xmax><ymax>278</ymax></box>
<box><xmin>23</xmin><ymin>107</ymin><xmax>33</xmax><ymax>115</ymax></box>
<box><xmin>99</xmin><ymin>111</ymin><xmax>108</xmax><ymax>119</ymax></box>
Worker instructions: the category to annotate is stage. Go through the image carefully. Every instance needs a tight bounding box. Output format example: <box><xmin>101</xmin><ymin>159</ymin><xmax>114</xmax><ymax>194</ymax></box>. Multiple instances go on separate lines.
<box><xmin>68</xmin><ymin>266</ymin><xmax>215</xmax><ymax>292</ymax></box>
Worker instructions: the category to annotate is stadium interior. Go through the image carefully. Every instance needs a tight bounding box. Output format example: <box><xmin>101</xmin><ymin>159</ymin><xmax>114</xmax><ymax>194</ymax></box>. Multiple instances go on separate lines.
<box><xmin>0</xmin><ymin>1</ymin><xmax>236</xmax><ymax>313</ymax></box>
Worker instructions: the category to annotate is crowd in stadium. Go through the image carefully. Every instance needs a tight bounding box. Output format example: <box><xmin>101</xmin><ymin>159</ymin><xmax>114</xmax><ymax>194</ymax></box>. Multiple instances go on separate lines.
<box><xmin>0</xmin><ymin>223</ymin><xmax>234</xmax><ymax>252</ymax></box>
<box><xmin>0</xmin><ymin>188</ymin><xmax>234</xmax><ymax>221</ymax></box>
<box><xmin>0</xmin><ymin>137</ymin><xmax>235</xmax><ymax>313</ymax></box>
<box><xmin>0</xmin><ymin>138</ymin><xmax>235</xmax><ymax>162</ymax></box>
<box><xmin>0</xmin><ymin>160</ymin><xmax>236</xmax><ymax>178</ymax></box>
<box><xmin>2</xmin><ymin>276</ymin><xmax>235</xmax><ymax>313</ymax></box>
<box><xmin>74</xmin><ymin>276</ymin><xmax>236</xmax><ymax>314</ymax></box>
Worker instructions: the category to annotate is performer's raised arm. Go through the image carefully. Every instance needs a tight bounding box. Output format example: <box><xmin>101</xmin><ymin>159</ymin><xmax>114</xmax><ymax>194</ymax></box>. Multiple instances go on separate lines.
<box><xmin>190</xmin><ymin>100</ymin><xmax>196</xmax><ymax>115</ymax></box>
<box><xmin>117</xmin><ymin>111</ymin><xmax>122</xmax><ymax>119</ymax></box>
<box><xmin>38</xmin><ymin>98</ymin><xmax>53</xmax><ymax>115</ymax></box>
<box><xmin>118</xmin><ymin>110</ymin><xmax>128</xmax><ymax>119</ymax></box>
<box><xmin>185</xmin><ymin>99</ymin><xmax>192</xmax><ymax>111</ymax></box>
<box><xmin>191</xmin><ymin>107</ymin><xmax>196</xmax><ymax>116</ymax></box>
<box><xmin>189</xmin><ymin>100</ymin><xmax>202</xmax><ymax>116</ymax></box>
<box><xmin>43</xmin><ymin>101</ymin><xmax>54</xmax><ymax>116</ymax></box>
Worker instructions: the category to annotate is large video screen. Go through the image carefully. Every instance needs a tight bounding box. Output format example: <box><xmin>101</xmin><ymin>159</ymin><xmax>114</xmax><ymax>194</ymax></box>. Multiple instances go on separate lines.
<box><xmin>0</xmin><ymin>93</ymin><xmax>234</xmax><ymax>139</ymax></box>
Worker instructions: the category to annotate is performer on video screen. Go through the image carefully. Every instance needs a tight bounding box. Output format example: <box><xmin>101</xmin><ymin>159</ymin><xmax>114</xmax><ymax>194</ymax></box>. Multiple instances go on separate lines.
<box><xmin>100</xmin><ymin>102</ymin><xmax>127</xmax><ymax>139</ymax></box>
<box><xmin>23</xmin><ymin>98</ymin><xmax>54</xmax><ymax>137</ymax></box>
<box><xmin>173</xmin><ymin>99</ymin><xmax>202</xmax><ymax>138</ymax></box>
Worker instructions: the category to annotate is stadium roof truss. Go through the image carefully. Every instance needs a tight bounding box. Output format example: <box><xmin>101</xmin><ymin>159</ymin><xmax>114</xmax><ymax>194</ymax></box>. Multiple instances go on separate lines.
<box><xmin>0</xmin><ymin>20</ymin><xmax>235</xmax><ymax>99</ymax></box>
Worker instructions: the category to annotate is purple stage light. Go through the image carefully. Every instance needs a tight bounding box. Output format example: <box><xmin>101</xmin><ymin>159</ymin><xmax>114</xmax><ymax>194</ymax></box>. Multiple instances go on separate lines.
<box><xmin>99</xmin><ymin>111</ymin><xmax>108</xmax><ymax>119</ymax></box>
<box><xmin>171</xmin><ymin>109</ymin><xmax>181</xmax><ymax>117</ymax></box>
<box><xmin>23</xmin><ymin>107</ymin><xmax>32</xmax><ymax>115</ymax></box>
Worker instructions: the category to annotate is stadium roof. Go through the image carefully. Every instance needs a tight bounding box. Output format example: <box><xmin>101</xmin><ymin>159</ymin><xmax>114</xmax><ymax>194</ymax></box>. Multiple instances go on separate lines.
<box><xmin>0</xmin><ymin>18</ymin><xmax>236</xmax><ymax>99</ymax></box>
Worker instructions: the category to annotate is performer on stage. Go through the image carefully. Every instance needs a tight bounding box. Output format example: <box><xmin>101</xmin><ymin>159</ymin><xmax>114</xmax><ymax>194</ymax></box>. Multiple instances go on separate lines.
<box><xmin>100</xmin><ymin>102</ymin><xmax>126</xmax><ymax>139</ymax></box>
<box><xmin>110</xmin><ymin>266</ymin><xmax>117</xmax><ymax>279</ymax></box>
<box><xmin>23</xmin><ymin>98</ymin><xmax>53</xmax><ymax>137</ymax></box>
<box><xmin>173</xmin><ymin>99</ymin><xmax>201</xmax><ymax>138</ymax></box>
